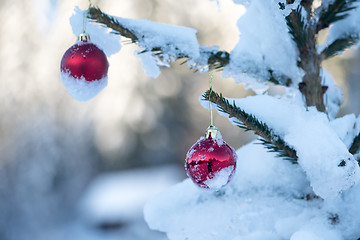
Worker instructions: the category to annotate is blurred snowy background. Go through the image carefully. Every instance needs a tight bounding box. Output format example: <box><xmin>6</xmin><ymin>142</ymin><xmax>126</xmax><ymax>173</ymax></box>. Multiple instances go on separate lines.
<box><xmin>0</xmin><ymin>0</ymin><xmax>359</xmax><ymax>239</ymax></box>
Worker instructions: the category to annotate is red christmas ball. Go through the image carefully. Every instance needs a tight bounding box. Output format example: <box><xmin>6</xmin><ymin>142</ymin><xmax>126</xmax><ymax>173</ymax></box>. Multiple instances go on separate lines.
<box><xmin>61</xmin><ymin>39</ymin><xmax>108</xmax><ymax>82</ymax></box>
<box><xmin>185</xmin><ymin>132</ymin><xmax>237</xmax><ymax>189</ymax></box>
<box><xmin>60</xmin><ymin>34</ymin><xmax>109</xmax><ymax>101</ymax></box>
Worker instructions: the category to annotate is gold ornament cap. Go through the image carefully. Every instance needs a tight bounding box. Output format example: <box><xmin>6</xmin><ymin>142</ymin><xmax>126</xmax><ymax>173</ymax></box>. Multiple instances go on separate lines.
<box><xmin>205</xmin><ymin>125</ymin><xmax>219</xmax><ymax>139</ymax></box>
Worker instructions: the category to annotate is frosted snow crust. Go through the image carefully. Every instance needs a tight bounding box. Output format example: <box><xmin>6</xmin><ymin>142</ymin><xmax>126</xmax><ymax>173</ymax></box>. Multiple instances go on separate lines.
<box><xmin>61</xmin><ymin>71</ymin><xmax>107</xmax><ymax>101</ymax></box>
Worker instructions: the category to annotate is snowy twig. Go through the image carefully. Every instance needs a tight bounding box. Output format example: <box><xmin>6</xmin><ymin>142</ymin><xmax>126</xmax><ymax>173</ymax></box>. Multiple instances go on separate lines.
<box><xmin>316</xmin><ymin>0</ymin><xmax>358</xmax><ymax>33</ymax></box>
<box><xmin>349</xmin><ymin>132</ymin><xmax>360</xmax><ymax>155</ymax></box>
<box><xmin>88</xmin><ymin>6</ymin><xmax>294</xmax><ymax>83</ymax></box>
<box><xmin>286</xmin><ymin>6</ymin><xmax>308</xmax><ymax>56</ymax></box>
<box><xmin>203</xmin><ymin>90</ymin><xmax>298</xmax><ymax>162</ymax></box>
<box><xmin>87</xmin><ymin>6</ymin><xmax>229</xmax><ymax>71</ymax></box>
<box><xmin>320</xmin><ymin>35</ymin><xmax>359</xmax><ymax>60</ymax></box>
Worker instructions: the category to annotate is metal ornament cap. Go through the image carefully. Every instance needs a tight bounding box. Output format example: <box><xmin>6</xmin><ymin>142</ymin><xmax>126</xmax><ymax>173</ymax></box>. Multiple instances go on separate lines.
<box><xmin>206</xmin><ymin>125</ymin><xmax>219</xmax><ymax>139</ymax></box>
<box><xmin>185</xmin><ymin>128</ymin><xmax>237</xmax><ymax>189</ymax></box>
<box><xmin>78</xmin><ymin>32</ymin><xmax>90</xmax><ymax>42</ymax></box>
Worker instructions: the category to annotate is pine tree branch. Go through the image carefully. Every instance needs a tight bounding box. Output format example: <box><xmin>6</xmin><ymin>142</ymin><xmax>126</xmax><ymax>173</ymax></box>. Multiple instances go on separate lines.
<box><xmin>203</xmin><ymin>90</ymin><xmax>298</xmax><ymax>163</ymax></box>
<box><xmin>316</xmin><ymin>0</ymin><xmax>358</xmax><ymax>33</ymax></box>
<box><xmin>88</xmin><ymin>6</ymin><xmax>139</xmax><ymax>41</ymax></box>
<box><xmin>320</xmin><ymin>35</ymin><xmax>359</xmax><ymax>60</ymax></box>
<box><xmin>349</xmin><ymin>132</ymin><xmax>360</xmax><ymax>155</ymax></box>
<box><xmin>286</xmin><ymin>6</ymin><xmax>308</xmax><ymax>56</ymax></box>
<box><xmin>87</xmin><ymin>6</ymin><xmax>230</xmax><ymax>71</ymax></box>
<box><xmin>286</xmin><ymin>5</ymin><xmax>326</xmax><ymax>112</ymax></box>
<box><xmin>88</xmin><ymin>6</ymin><xmax>293</xmax><ymax>85</ymax></box>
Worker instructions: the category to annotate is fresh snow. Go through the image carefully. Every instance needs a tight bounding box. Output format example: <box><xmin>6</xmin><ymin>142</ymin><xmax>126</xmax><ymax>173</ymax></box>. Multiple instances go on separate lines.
<box><xmin>223</xmin><ymin>0</ymin><xmax>303</xmax><ymax>92</ymax></box>
<box><xmin>145</xmin><ymin>138</ymin><xmax>360</xmax><ymax>240</ymax></box>
<box><xmin>135</xmin><ymin>51</ymin><xmax>161</xmax><ymax>78</ymax></box>
<box><xmin>145</xmin><ymin>141</ymin><xmax>312</xmax><ymax>240</ymax></box>
<box><xmin>117</xmin><ymin>17</ymin><xmax>200</xmax><ymax>61</ymax></box>
<box><xmin>330</xmin><ymin>113</ymin><xmax>357</xmax><ymax>149</ymax></box>
<box><xmin>60</xmin><ymin>71</ymin><xmax>108</xmax><ymax>101</ymax></box>
<box><xmin>203</xmin><ymin>166</ymin><xmax>235</xmax><ymax>190</ymax></box>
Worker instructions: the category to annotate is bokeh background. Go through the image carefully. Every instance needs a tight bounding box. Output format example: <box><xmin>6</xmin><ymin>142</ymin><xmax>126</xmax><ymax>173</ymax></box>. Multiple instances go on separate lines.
<box><xmin>0</xmin><ymin>0</ymin><xmax>359</xmax><ymax>239</ymax></box>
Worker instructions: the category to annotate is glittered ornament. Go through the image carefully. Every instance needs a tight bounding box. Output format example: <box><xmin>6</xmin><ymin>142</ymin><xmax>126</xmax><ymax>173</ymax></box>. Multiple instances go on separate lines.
<box><xmin>60</xmin><ymin>33</ymin><xmax>109</xmax><ymax>101</ymax></box>
<box><xmin>185</xmin><ymin>126</ymin><xmax>237</xmax><ymax>189</ymax></box>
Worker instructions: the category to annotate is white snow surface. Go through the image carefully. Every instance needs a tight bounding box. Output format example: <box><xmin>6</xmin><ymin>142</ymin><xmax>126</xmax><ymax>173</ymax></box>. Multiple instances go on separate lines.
<box><xmin>145</xmin><ymin>141</ymin><xmax>315</xmax><ymax>240</ymax></box>
<box><xmin>116</xmin><ymin>17</ymin><xmax>200</xmax><ymax>61</ymax></box>
<box><xmin>223</xmin><ymin>0</ymin><xmax>303</xmax><ymax>92</ymax></box>
<box><xmin>70</xmin><ymin>7</ymin><xmax>121</xmax><ymax>57</ymax></box>
<box><xmin>61</xmin><ymin>71</ymin><xmax>107</xmax><ymax>101</ymax></box>
<box><xmin>135</xmin><ymin>51</ymin><xmax>161</xmax><ymax>78</ymax></box>
<box><xmin>217</xmin><ymin>94</ymin><xmax>360</xmax><ymax>199</ymax></box>
<box><xmin>330</xmin><ymin>113</ymin><xmax>357</xmax><ymax>149</ymax></box>
<box><xmin>145</xmin><ymin>140</ymin><xmax>360</xmax><ymax>240</ymax></box>
<box><xmin>203</xmin><ymin>166</ymin><xmax>234</xmax><ymax>190</ymax></box>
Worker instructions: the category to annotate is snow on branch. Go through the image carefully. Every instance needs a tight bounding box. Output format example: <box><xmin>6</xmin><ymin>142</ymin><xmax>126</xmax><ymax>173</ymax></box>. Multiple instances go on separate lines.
<box><xmin>205</xmin><ymin>92</ymin><xmax>360</xmax><ymax>199</ymax></box>
<box><xmin>87</xmin><ymin>6</ymin><xmax>292</xmax><ymax>85</ymax></box>
<box><xmin>87</xmin><ymin>6</ymin><xmax>227</xmax><ymax>71</ymax></box>
<box><xmin>203</xmin><ymin>90</ymin><xmax>298</xmax><ymax>163</ymax></box>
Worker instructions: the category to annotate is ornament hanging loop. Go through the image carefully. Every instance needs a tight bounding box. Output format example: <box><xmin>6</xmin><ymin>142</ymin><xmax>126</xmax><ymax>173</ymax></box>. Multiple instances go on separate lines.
<box><xmin>206</xmin><ymin>72</ymin><xmax>218</xmax><ymax>139</ymax></box>
<box><xmin>78</xmin><ymin>0</ymin><xmax>92</xmax><ymax>42</ymax></box>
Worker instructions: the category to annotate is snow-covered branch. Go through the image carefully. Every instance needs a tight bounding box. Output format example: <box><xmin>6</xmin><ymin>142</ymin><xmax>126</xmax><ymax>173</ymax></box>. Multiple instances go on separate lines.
<box><xmin>87</xmin><ymin>6</ymin><xmax>229</xmax><ymax>71</ymax></box>
<box><xmin>203</xmin><ymin>90</ymin><xmax>298</xmax><ymax>162</ymax></box>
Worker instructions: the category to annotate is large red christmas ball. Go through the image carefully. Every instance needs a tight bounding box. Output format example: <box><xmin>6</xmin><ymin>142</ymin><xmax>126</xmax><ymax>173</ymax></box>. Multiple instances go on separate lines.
<box><xmin>185</xmin><ymin>134</ymin><xmax>237</xmax><ymax>189</ymax></box>
<box><xmin>61</xmin><ymin>40</ymin><xmax>108</xmax><ymax>82</ymax></box>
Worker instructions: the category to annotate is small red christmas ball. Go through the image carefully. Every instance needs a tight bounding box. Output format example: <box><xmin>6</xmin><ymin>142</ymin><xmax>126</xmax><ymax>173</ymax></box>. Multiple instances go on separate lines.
<box><xmin>185</xmin><ymin>132</ymin><xmax>237</xmax><ymax>189</ymax></box>
<box><xmin>60</xmin><ymin>37</ymin><xmax>108</xmax><ymax>82</ymax></box>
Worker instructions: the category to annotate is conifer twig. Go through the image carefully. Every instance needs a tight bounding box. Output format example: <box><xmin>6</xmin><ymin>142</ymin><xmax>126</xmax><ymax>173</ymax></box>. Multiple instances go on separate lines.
<box><xmin>349</xmin><ymin>132</ymin><xmax>360</xmax><ymax>155</ymax></box>
<box><xmin>316</xmin><ymin>0</ymin><xmax>358</xmax><ymax>33</ymax></box>
<box><xmin>203</xmin><ymin>90</ymin><xmax>298</xmax><ymax>162</ymax></box>
<box><xmin>87</xmin><ymin>6</ymin><xmax>229</xmax><ymax>71</ymax></box>
<box><xmin>286</xmin><ymin>6</ymin><xmax>308</xmax><ymax>56</ymax></box>
<box><xmin>320</xmin><ymin>35</ymin><xmax>359</xmax><ymax>60</ymax></box>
